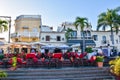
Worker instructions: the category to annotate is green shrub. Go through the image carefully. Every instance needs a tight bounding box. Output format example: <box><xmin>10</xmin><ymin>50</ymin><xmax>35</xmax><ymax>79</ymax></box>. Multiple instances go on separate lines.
<box><xmin>0</xmin><ymin>54</ymin><xmax>4</xmax><ymax>60</ymax></box>
<box><xmin>96</xmin><ymin>56</ymin><xmax>104</xmax><ymax>62</ymax></box>
<box><xmin>0</xmin><ymin>71</ymin><xmax>7</xmax><ymax>77</ymax></box>
<box><xmin>85</xmin><ymin>47</ymin><xmax>93</xmax><ymax>53</ymax></box>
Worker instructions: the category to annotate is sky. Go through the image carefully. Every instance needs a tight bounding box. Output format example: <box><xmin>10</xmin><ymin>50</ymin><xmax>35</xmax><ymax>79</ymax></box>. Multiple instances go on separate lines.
<box><xmin>0</xmin><ymin>0</ymin><xmax>120</xmax><ymax>41</ymax></box>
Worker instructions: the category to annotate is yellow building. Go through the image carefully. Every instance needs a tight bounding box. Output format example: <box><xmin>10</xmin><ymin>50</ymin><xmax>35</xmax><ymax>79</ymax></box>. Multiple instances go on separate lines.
<box><xmin>11</xmin><ymin>15</ymin><xmax>42</xmax><ymax>53</ymax></box>
<box><xmin>11</xmin><ymin>15</ymin><xmax>41</xmax><ymax>42</ymax></box>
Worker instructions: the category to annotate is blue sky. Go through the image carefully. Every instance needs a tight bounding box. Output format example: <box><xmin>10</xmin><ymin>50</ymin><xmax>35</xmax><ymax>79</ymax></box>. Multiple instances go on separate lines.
<box><xmin>0</xmin><ymin>0</ymin><xmax>120</xmax><ymax>41</ymax></box>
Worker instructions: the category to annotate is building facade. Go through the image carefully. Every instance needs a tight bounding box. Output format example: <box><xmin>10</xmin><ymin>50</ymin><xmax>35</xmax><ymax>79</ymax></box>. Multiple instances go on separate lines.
<box><xmin>10</xmin><ymin>15</ymin><xmax>42</xmax><ymax>53</ymax></box>
<box><xmin>58</xmin><ymin>22</ymin><xmax>120</xmax><ymax>52</ymax></box>
<box><xmin>40</xmin><ymin>25</ymin><xmax>66</xmax><ymax>47</ymax></box>
<box><xmin>11</xmin><ymin>15</ymin><xmax>41</xmax><ymax>42</ymax></box>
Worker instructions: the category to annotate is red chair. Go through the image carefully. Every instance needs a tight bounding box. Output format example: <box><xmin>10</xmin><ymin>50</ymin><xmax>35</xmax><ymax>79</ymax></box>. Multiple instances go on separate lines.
<box><xmin>26</xmin><ymin>53</ymin><xmax>36</xmax><ymax>59</ymax></box>
<box><xmin>79</xmin><ymin>52</ymin><xmax>88</xmax><ymax>66</ymax></box>
<box><xmin>49</xmin><ymin>53</ymin><xmax>63</xmax><ymax>68</ymax></box>
<box><xmin>26</xmin><ymin>53</ymin><xmax>38</xmax><ymax>67</ymax></box>
<box><xmin>52</xmin><ymin>53</ymin><xmax>63</xmax><ymax>59</ymax></box>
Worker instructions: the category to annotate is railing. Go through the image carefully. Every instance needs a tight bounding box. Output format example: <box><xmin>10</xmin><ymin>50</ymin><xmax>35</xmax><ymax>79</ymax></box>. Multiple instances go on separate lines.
<box><xmin>11</xmin><ymin>32</ymin><xmax>39</xmax><ymax>38</ymax></box>
<box><xmin>68</xmin><ymin>36</ymin><xmax>93</xmax><ymax>40</ymax></box>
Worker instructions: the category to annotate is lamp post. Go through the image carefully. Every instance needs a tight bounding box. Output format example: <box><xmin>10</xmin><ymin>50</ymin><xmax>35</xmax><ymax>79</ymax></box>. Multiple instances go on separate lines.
<box><xmin>0</xmin><ymin>16</ymin><xmax>11</xmax><ymax>43</ymax></box>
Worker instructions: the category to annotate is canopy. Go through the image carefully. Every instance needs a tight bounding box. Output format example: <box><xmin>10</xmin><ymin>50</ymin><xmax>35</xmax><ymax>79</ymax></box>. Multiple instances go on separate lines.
<box><xmin>59</xmin><ymin>44</ymin><xmax>70</xmax><ymax>49</ymax></box>
<box><xmin>30</xmin><ymin>42</ymin><xmax>46</xmax><ymax>46</ymax></box>
<box><xmin>41</xmin><ymin>44</ymin><xmax>56</xmax><ymax>49</ymax></box>
<box><xmin>71</xmin><ymin>44</ymin><xmax>80</xmax><ymax>48</ymax></box>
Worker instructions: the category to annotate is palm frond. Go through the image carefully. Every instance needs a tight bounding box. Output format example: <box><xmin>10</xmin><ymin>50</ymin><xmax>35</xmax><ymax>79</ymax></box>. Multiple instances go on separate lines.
<box><xmin>114</xmin><ymin>6</ymin><xmax>120</xmax><ymax>12</ymax></box>
<box><xmin>0</xmin><ymin>19</ymin><xmax>8</xmax><ymax>32</ymax></box>
<box><xmin>74</xmin><ymin>16</ymin><xmax>89</xmax><ymax>31</ymax></box>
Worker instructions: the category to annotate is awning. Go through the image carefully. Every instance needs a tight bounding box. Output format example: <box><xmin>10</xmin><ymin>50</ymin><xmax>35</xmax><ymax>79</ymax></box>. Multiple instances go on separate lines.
<box><xmin>0</xmin><ymin>41</ymin><xmax>6</xmax><ymax>46</ymax></box>
<box><xmin>67</xmin><ymin>40</ymin><xmax>96</xmax><ymax>46</ymax></box>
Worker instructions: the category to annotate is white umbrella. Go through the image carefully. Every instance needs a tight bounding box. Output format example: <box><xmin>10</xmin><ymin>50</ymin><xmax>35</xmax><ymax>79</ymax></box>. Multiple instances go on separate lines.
<box><xmin>41</xmin><ymin>44</ymin><xmax>56</xmax><ymax>49</ymax></box>
<box><xmin>31</xmin><ymin>42</ymin><xmax>46</xmax><ymax>46</ymax></box>
<box><xmin>59</xmin><ymin>44</ymin><xmax>70</xmax><ymax>49</ymax></box>
<box><xmin>71</xmin><ymin>44</ymin><xmax>80</xmax><ymax>48</ymax></box>
<box><xmin>58</xmin><ymin>44</ymin><xmax>70</xmax><ymax>53</ymax></box>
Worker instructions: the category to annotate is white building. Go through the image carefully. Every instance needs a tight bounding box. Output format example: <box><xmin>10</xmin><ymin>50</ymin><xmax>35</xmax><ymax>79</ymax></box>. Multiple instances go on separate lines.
<box><xmin>40</xmin><ymin>25</ymin><xmax>66</xmax><ymax>47</ymax></box>
<box><xmin>57</xmin><ymin>22</ymin><xmax>120</xmax><ymax>52</ymax></box>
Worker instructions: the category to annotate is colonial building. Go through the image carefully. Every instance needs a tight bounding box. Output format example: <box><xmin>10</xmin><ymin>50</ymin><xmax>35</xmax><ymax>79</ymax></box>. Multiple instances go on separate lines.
<box><xmin>92</xmin><ymin>31</ymin><xmax>120</xmax><ymax>50</ymax></box>
<box><xmin>58</xmin><ymin>22</ymin><xmax>120</xmax><ymax>52</ymax></box>
<box><xmin>40</xmin><ymin>25</ymin><xmax>66</xmax><ymax>47</ymax></box>
<box><xmin>10</xmin><ymin>15</ymin><xmax>42</xmax><ymax>53</ymax></box>
<box><xmin>11</xmin><ymin>15</ymin><xmax>41</xmax><ymax>42</ymax></box>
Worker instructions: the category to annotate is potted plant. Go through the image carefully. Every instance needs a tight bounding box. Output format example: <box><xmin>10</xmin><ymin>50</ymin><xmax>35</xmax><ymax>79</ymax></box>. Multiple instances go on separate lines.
<box><xmin>109</xmin><ymin>57</ymin><xmax>120</xmax><ymax>80</ymax></box>
<box><xmin>96</xmin><ymin>55</ymin><xmax>104</xmax><ymax>68</ymax></box>
<box><xmin>85</xmin><ymin>47</ymin><xmax>93</xmax><ymax>53</ymax></box>
<box><xmin>0</xmin><ymin>71</ymin><xmax>7</xmax><ymax>78</ymax></box>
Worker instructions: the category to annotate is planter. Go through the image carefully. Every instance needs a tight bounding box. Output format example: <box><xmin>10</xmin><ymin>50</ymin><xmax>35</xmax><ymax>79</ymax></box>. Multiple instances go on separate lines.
<box><xmin>97</xmin><ymin>62</ymin><xmax>103</xmax><ymax>68</ymax></box>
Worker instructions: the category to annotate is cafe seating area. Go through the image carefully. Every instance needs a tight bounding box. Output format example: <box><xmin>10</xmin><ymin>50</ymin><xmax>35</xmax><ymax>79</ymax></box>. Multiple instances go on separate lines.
<box><xmin>0</xmin><ymin>51</ymin><xmax>102</xmax><ymax>69</ymax></box>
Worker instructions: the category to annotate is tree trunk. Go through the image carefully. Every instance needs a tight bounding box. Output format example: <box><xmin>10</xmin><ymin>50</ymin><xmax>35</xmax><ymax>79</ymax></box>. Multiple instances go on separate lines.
<box><xmin>110</xmin><ymin>26</ymin><xmax>115</xmax><ymax>51</ymax></box>
<box><xmin>82</xmin><ymin>31</ymin><xmax>86</xmax><ymax>53</ymax></box>
<box><xmin>111</xmin><ymin>29</ymin><xmax>114</xmax><ymax>45</ymax></box>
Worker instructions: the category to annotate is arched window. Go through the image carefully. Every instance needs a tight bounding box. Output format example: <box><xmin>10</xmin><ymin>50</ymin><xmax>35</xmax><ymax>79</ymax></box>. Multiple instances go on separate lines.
<box><xmin>87</xmin><ymin>31</ymin><xmax>91</xmax><ymax>36</ymax></box>
<box><xmin>102</xmin><ymin>36</ymin><xmax>106</xmax><ymax>44</ymax></box>
<box><xmin>102</xmin><ymin>36</ymin><xmax>106</xmax><ymax>41</ymax></box>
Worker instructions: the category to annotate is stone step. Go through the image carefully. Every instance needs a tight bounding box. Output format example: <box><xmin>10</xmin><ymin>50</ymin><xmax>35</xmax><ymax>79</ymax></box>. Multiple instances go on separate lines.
<box><xmin>2</xmin><ymin>76</ymin><xmax>114</xmax><ymax>80</ymax></box>
<box><xmin>0</xmin><ymin>67</ymin><xmax>114</xmax><ymax>80</ymax></box>
<box><xmin>5</xmin><ymin>66</ymin><xmax>109</xmax><ymax>72</ymax></box>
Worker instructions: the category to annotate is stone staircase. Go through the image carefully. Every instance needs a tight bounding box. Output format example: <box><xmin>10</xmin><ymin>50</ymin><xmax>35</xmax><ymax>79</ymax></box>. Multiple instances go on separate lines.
<box><xmin>1</xmin><ymin>67</ymin><xmax>115</xmax><ymax>80</ymax></box>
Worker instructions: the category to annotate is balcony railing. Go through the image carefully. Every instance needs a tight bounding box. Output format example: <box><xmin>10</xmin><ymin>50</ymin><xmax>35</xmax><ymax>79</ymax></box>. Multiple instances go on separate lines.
<box><xmin>68</xmin><ymin>36</ymin><xmax>93</xmax><ymax>40</ymax></box>
<box><xmin>11</xmin><ymin>32</ymin><xmax>39</xmax><ymax>38</ymax></box>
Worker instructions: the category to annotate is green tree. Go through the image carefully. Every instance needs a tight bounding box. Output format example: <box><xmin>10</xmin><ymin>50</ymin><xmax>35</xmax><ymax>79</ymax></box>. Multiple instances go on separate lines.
<box><xmin>65</xmin><ymin>28</ymin><xmax>73</xmax><ymax>40</ymax></box>
<box><xmin>74</xmin><ymin>17</ymin><xmax>89</xmax><ymax>53</ymax></box>
<box><xmin>97</xmin><ymin>6</ymin><xmax>120</xmax><ymax>45</ymax></box>
<box><xmin>0</xmin><ymin>19</ymin><xmax>8</xmax><ymax>33</ymax></box>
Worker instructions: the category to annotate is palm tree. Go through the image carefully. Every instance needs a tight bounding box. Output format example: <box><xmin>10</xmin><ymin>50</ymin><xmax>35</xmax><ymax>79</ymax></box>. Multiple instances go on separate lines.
<box><xmin>97</xmin><ymin>6</ymin><xmax>120</xmax><ymax>46</ymax></box>
<box><xmin>0</xmin><ymin>19</ymin><xmax>8</xmax><ymax>33</ymax></box>
<box><xmin>74</xmin><ymin>17</ymin><xmax>89</xmax><ymax>53</ymax></box>
<box><xmin>65</xmin><ymin>28</ymin><xmax>73</xmax><ymax>40</ymax></box>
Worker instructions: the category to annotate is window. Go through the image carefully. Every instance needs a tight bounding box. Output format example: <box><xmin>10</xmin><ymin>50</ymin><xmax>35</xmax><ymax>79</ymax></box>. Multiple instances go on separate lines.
<box><xmin>87</xmin><ymin>31</ymin><xmax>91</xmax><ymax>36</ymax></box>
<box><xmin>102</xmin><ymin>36</ymin><xmax>106</xmax><ymax>41</ymax></box>
<box><xmin>102</xmin><ymin>36</ymin><xmax>106</xmax><ymax>43</ymax></box>
<box><xmin>93</xmin><ymin>35</ymin><xmax>98</xmax><ymax>41</ymax></box>
<box><xmin>46</xmin><ymin>36</ymin><xmax>50</xmax><ymax>41</ymax></box>
<box><xmin>71</xmin><ymin>31</ymin><xmax>77</xmax><ymax>38</ymax></box>
<box><xmin>32</xmin><ymin>28</ymin><xmax>38</xmax><ymax>32</ymax></box>
<box><xmin>57</xmin><ymin>36</ymin><xmax>61</xmax><ymax>41</ymax></box>
<box><xmin>42</xmin><ymin>37</ymin><xmax>44</xmax><ymax>40</ymax></box>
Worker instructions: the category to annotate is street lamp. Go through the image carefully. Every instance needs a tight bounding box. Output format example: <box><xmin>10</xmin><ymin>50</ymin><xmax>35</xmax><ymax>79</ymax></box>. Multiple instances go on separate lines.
<box><xmin>0</xmin><ymin>16</ymin><xmax>11</xmax><ymax>43</ymax></box>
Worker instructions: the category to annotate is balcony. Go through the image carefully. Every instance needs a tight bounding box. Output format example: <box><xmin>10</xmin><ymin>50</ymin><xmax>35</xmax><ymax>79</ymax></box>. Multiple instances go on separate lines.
<box><xmin>67</xmin><ymin>36</ymin><xmax>95</xmax><ymax>46</ymax></box>
<box><xmin>11</xmin><ymin>32</ymin><xmax>39</xmax><ymax>38</ymax></box>
<box><xmin>68</xmin><ymin>36</ymin><xmax>93</xmax><ymax>40</ymax></box>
